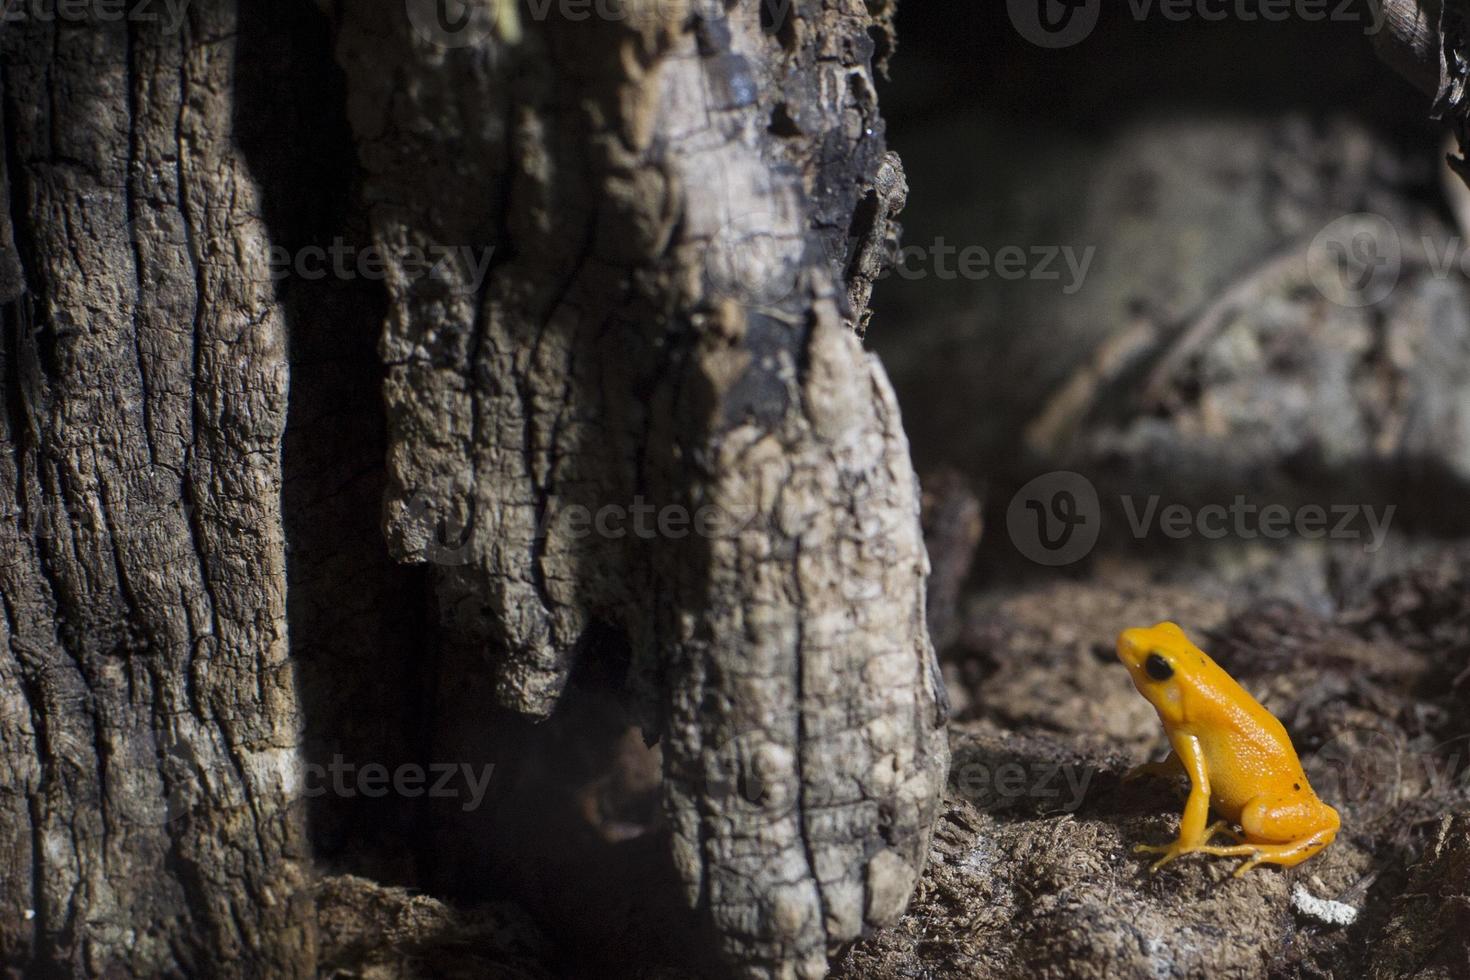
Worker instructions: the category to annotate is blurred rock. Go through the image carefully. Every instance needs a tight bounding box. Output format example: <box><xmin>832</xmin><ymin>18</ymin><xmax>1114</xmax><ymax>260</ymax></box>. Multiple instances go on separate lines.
<box><xmin>877</xmin><ymin>112</ymin><xmax>1470</xmax><ymax>613</ymax></box>
<box><xmin>874</xmin><ymin>114</ymin><xmax>1440</xmax><ymax>478</ymax></box>
<box><xmin>922</xmin><ymin>467</ymin><xmax>984</xmax><ymax>650</ymax></box>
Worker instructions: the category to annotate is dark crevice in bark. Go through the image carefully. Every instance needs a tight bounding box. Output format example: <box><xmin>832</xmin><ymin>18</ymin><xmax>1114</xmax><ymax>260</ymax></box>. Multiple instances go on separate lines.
<box><xmin>234</xmin><ymin>0</ymin><xmax>441</xmax><ymax>888</ymax></box>
<box><xmin>789</xmin><ymin>534</ymin><xmax>827</xmax><ymax>941</ymax></box>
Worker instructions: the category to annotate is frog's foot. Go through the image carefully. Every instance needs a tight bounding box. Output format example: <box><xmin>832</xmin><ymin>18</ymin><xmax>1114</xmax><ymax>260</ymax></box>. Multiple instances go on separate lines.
<box><xmin>1188</xmin><ymin>829</ymin><xmax>1337</xmax><ymax>877</ymax></box>
<box><xmin>1133</xmin><ymin>823</ymin><xmax>1246</xmax><ymax>871</ymax></box>
<box><xmin>1133</xmin><ymin>840</ymin><xmax>1195</xmax><ymax>872</ymax></box>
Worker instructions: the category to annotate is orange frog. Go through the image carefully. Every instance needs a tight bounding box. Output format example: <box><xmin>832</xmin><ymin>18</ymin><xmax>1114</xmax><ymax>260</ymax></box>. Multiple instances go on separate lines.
<box><xmin>1118</xmin><ymin>622</ymin><xmax>1339</xmax><ymax>876</ymax></box>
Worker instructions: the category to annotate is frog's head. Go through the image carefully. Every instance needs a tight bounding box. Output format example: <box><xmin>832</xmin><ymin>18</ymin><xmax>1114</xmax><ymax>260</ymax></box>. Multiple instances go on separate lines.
<box><xmin>1116</xmin><ymin>621</ymin><xmax>1197</xmax><ymax>725</ymax></box>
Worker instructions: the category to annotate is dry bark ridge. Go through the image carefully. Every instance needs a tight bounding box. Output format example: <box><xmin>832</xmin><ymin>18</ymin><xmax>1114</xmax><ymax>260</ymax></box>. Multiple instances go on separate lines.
<box><xmin>334</xmin><ymin>1</ymin><xmax>947</xmax><ymax>975</ymax></box>
<box><xmin>0</xmin><ymin>7</ymin><xmax>312</xmax><ymax>978</ymax></box>
<box><xmin>1371</xmin><ymin>0</ymin><xmax>1470</xmax><ymax>183</ymax></box>
<box><xmin>0</xmin><ymin>1</ymin><xmax>945</xmax><ymax>975</ymax></box>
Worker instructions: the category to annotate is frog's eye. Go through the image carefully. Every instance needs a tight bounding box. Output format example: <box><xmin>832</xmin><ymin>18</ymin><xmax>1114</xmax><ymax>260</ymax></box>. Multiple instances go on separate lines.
<box><xmin>1144</xmin><ymin>652</ymin><xmax>1174</xmax><ymax>681</ymax></box>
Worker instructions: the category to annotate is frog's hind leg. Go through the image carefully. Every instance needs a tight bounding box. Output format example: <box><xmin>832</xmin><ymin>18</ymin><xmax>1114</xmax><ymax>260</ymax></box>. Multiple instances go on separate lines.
<box><xmin>1204</xmin><ymin>819</ymin><xmax>1244</xmax><ymax>843</ymax></box>
<box><xmin>1182</xmin><ymin>827</ymin><xmax>1336</xmax><ymax>876</ymax></box>
<box><xmin>1228</xmin><ymin>827</ymin><xmax>1337</xmax><ymax>877</ymax></box>
<box><xmin>1133</xmin><ymin>820</ymin><xmax>1248</xmax><ymax>869</ymax></box>
<box><xmin>1187</xmin><ymin>795</ymin><xmax>1340</xmax><ymax>875</ymax></box>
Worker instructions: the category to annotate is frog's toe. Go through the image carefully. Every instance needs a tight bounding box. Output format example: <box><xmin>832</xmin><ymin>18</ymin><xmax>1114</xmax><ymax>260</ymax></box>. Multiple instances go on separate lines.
<box><xmin>1149</xmin><ymin>851</ymin><xmax>1185</xmax><ymax>872</ymax></box>
<box><xmin>1232</xmin><ymin>855</ymin><xmax>1266</xmax><ymax>877</ymax></box>
<box><xmin>1133</xmin><ymin>842</ymin><xmax>1186</xmax><ymax>871</ymax></box>
<box><xmin>1204</xmin><ymin>820</ymin><xmax>1245</xmax><ymax>843</ymax></box>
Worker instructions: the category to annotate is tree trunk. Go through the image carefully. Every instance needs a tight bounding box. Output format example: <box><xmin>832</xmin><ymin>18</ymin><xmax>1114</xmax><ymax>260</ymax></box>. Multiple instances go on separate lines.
<box><xmin>0</xmin><ymin>2</ymin><xmax>948</xmax><ymax>977</ymax></box>
<box><xmin>1</xmin><ymin>5</ymin><xmax>312</xmax><ymax>976</ymax></box>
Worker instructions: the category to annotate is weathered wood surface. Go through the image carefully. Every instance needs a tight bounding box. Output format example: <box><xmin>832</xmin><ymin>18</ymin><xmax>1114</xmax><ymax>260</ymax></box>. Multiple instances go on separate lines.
<box><xmin>334</xmin><ymin>2</ymin><xmax>947</xmax><ymax>974</ymax></box>
<box><xmin>0</xmin><ymin>2</ymin><xmax>948</xmax><ymax>977</ymax></box>
<box><xmin>0</xmin><ymin>6</ymin><xmax>312</xmax><ymax>976</ymax></box>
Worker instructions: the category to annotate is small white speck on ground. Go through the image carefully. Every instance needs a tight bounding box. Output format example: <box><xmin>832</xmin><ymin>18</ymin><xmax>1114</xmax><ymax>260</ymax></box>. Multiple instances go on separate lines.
<box><xmin>24</xmin><ymin>909</ymin><xmax>34</xmax><ymax>920</ymax></box>
<box><xmin>1290</xmin><ymin>884</ymin><xmax>1358</xmax><ymax>926</ymax></box>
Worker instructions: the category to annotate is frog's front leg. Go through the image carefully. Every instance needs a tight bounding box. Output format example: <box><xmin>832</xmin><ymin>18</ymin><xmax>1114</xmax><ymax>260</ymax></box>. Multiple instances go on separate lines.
<box><xmin>1133</xmin><ymin>734</ymin><xmax>1232</xmax><ymax>871</ymax></box>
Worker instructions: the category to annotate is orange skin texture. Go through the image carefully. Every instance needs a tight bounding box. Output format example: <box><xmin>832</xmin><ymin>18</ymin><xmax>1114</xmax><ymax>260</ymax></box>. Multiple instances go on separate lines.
<box><xmin>1118</xmin><ymin>622</ymin><xmax>1339</xmax><ymax>876</ymax></box>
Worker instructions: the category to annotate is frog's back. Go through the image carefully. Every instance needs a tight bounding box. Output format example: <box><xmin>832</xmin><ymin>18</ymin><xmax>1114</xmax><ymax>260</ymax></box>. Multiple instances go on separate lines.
<box><xmin>1181</xmin><ymin>653</ymin><xmax>1316</xmax><ymax>814</ymax></box>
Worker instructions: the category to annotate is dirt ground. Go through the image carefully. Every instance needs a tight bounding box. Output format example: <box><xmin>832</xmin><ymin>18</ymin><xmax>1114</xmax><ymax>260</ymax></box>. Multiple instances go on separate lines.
<box><xmin>311</xmin><ymin>540</ymin><xmax>1470</xmax><ymax>979</ymax></box>
<box><xmin>834</xmin><ymin>551</ymin><xmax>1470</xmax><ymax>978</ymax></box>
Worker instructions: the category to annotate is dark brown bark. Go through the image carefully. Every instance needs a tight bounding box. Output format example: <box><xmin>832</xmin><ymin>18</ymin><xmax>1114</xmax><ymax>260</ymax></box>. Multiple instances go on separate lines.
<box><xmin>332</xmin><ymin>3</ymin><xmax>947</xmax><ymax>975</ymax></box>
<box><xmin>0</xmin><ymin>6</ymin><xmax>312</xmax><ymax>977</ymax></box>
<box><xmin>0</xmin><ymin>3</ymin><xmax>949</xmax><ymax>978</ymax></box>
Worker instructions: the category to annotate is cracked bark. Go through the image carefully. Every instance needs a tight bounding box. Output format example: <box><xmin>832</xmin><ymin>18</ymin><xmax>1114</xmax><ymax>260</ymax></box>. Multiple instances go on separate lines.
<box><xmin>0</xmin><ymin>7</ymin><xmax>311</xmax><ymax>977</ymax></box>
<box><xmin>0</xmin><ymin>2</ymin><xmax>946</xmax><ymax>977</ymax></box>
<box><xmin>334</xmin><ymin>1</ymin><xmax>946</xmax><ymax>975</ymax></box>
<box><xmin>1371</xmin><ymin>1</ymin><xmax>1470</xmax><ymax>184</ymax></box>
